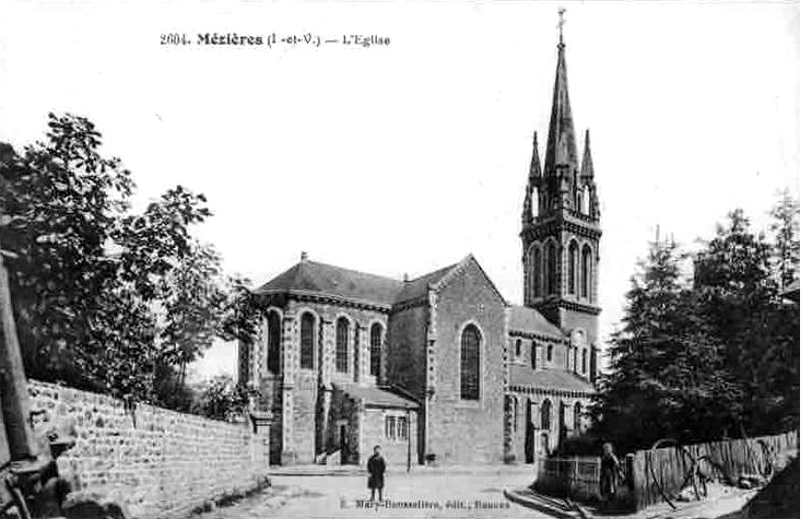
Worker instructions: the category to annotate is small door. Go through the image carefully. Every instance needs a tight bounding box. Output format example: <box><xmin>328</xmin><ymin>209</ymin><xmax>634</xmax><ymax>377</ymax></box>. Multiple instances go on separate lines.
<box><xmin>540</xmin><ymin>433</ymin><xmax>549</xmax><ymax>457</ymax></box>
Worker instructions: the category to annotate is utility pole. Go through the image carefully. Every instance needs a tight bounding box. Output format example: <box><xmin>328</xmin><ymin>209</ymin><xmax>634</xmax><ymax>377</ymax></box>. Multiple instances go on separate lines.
<box><xmin>0</xmin><ymin>211</ymin><xmax>39</xmax><ymax>461</ymax></box>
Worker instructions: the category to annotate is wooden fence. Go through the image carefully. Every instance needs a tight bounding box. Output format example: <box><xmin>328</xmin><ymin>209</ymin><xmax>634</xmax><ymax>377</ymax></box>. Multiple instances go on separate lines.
<box><xmin>535</xmin><ymin>456</ymin><xmax>602</xmax><ymax>501</ymax></box>
<box><xmin>630</xmin><ymin>430</ymin><xmax>799</xmax><ymax>510</ymax></box>
<box><xmin>533</xmin><ymin>430</ymin><xmax>798</xmax><ymax>512</ymax></box>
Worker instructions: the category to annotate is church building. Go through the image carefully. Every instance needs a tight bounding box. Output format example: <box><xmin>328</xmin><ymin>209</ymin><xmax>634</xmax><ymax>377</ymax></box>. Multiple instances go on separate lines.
<box><xmin>240</xmin><ymin>28</ymin><xmax>601</xmax><ymax>467</ymax></box>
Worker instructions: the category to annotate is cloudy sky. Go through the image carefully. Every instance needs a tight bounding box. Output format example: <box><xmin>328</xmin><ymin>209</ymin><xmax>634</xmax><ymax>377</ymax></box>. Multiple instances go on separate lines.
<box><xmin>1</xmin><ymin>0</ymin><xmax>798</xmax><ymax>380</ymax></box>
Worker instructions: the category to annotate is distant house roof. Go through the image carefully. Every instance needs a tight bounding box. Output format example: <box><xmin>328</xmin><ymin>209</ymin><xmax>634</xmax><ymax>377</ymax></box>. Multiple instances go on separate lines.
<box><xmin>336</xmin><ymin>384</ymin><xmax>419</xmax><ymax>410</ymax></box>
<box><xmin>509</xmin><ymin>364</ymin><xmax>595</xmax><ymax>394</ymax></box>
<box><xmin>508</xmin><ymin>305</ymin><xmax>564</xmax><ymax>338</ymax></box>
<box><xmin>256</xmin><ymin>260</ymin><xmax>403</xmax><ymax>307</ymax></box>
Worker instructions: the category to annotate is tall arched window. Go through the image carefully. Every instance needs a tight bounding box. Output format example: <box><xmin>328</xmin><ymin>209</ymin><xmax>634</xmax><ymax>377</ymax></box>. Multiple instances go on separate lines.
<box><xmin>581</xmin><ymin>244</ymin><xmax>592</xmax><ymax>300</ymax></box>
<box><xmin>335</xmin><ymin>317</ymin><xmax>349</xmax><ymax>373</ymax></box>
<box><xmin>582</xmin><ymin>348</ymin><xmax>588</xmax><ymax>374</ymax></box>
<box><xmin>528</xmin><ymin>244</ymin><xmax>542</xmax><ymax>298</ymax></box>
<box><xmin>547</xmin><ymin>344</ymin><xmax>553</xmax><ymax>362</ymax></box>
<box><xmin>370</xmin><ymin>323</ymin><xmax>382</xmax><ymax>377</ymax></box>
<box><xmin>568</xmin><ymin>241</ymin><xmax>578</xmax><ymax>295</ymax></box>
<box><xmin>513</xmin><ymin>397</ymin><xmax>519</xmax><ymax>432</ymax></box>
<box><xmin>460</xmin><ymin>324</ymin><xmax>481</xmax><ymax>400</ymax></box>
<box><xmin>574</xmin><ymin>402</ymin><xmax>583</xmax><ymax>433</ymax></box>
<box><xmin>515</xmin><ymin>339</ymin><xmax>522</xmax><ymax>358</ymax></box>
<box><xmin>300</xmin><ymin>312</ymin><xmax>315</xmax><ymax>370</ymax></box>
<box><xmin>541</xmin><ymin>399</ymin><xmax>552</xmax><ymax>429</ymax></box>
<box><xmin>267</xmin><ymin>311</ymin><xmax>281</xmax><ymax>374</ymax></box>
<box><xmin>546</xmin><ymin>241</ymin><xmax>557</xmax><ymax>295</ymax></box>
<box><xmin>353</xmin><ymin>327</ymin><xmax>360</xmax><ymax>380</ymax></box>
<box><xmin>531</xmin><ymin>342</ymin><xmax>537</xmax><ymax>369</ymax></box>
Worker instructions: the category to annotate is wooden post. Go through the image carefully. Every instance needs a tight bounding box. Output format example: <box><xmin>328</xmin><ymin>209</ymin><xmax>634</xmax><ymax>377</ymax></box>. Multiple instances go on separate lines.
<box><xmin>0</xmin><ymin>227</ymin><xmax>39</xmax><ymax>461</ymax></box>
<box><xmin>406</xmin><ymin>408</ymin><xmax>411</xmax><ymax>472</ymax></box>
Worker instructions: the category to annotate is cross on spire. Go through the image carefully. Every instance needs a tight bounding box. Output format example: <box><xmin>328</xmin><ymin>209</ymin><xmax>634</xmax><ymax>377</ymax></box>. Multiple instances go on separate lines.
<box><xmin>557</xmin><ymin>7</ymin><xmax>566</xmax><ymax>46</ymax></box>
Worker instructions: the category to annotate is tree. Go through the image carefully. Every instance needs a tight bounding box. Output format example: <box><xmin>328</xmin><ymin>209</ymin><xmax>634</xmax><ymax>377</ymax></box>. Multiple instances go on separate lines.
<box><xmin>0</xmin><ymin>113</ymin><xmax>232</xmax><ymax>406</ymax></box>
<box><xmin>1</xmin><ymin>114</ymin><xmax>135</xmax><ymax>387</ymax></box>
<box><xmin>591</xmin><ymin>238</ymin><xmax>740</xmax><ymax>452</ymax></box>
<box><xmin>769</xmin><ymin>189</ymin><xmax>800</xmax><ymax>290</ymax></box>
<box><xmin>192</xmin><ymin>374</ymin><xmax>251</xmax><ymax>422</ymax></box>
<box><xmin>695</xmin><ymin>209</ymin><xmax>799</xmax><ymax>434</ymax></box>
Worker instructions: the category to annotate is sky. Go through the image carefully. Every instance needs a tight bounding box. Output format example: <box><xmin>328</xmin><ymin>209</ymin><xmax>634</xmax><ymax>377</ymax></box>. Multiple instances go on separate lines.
<box><xmin>1</xmin><ymin>0</ymin><xmax>798</xmax><ymax>381</ymax></box>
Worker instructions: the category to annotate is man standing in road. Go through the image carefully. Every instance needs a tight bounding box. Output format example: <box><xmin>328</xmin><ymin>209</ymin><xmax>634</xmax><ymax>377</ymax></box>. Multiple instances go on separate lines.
<box><xmin>599</xmin><ymin>442</ymin><xmax>624</xmax><ymax>505</ymax></box>
<box><xmin>367</xmin><ymin>445</ymin><xmax>386</xmax><ymax>502</ymax></box>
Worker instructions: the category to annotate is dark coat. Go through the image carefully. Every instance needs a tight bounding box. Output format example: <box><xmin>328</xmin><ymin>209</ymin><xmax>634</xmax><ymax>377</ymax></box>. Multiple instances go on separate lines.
<box><xmin>367</xmin><ymin>454</ymin><xmax>386</xmax><ymax>489</ymax></box>
<box><xmin>600</xmin><ymin>453</ymin><xmax>622</xmax><ymax>497</ymax></box>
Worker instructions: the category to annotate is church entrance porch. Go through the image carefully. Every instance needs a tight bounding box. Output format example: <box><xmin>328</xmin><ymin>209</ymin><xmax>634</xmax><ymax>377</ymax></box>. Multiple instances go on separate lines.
<box><xmin>328</xmin><ymin>384</ymin><xmax>419</xmax><ymax>468</ymax></box>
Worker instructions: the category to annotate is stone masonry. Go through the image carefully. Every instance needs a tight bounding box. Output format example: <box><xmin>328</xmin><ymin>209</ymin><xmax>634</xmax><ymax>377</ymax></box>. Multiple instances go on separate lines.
<box><xmin>27</xmin><ymin>380</ymin><xmax>270</xmax><ymax>519</ymax></box>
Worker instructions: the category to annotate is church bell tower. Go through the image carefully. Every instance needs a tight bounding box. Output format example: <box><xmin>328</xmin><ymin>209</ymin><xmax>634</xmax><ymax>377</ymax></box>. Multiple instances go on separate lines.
<box><xmin>521</xmin><ymin>15</ymin><xmax>601</xmax><ymax>378</ymax></box>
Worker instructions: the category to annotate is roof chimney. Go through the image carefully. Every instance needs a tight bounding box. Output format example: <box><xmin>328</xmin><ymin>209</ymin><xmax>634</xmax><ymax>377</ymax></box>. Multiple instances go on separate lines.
<box><xmin>300</xmin><ymin>251</ymin><xmax>308</xmax><ymax>261</ymax></box>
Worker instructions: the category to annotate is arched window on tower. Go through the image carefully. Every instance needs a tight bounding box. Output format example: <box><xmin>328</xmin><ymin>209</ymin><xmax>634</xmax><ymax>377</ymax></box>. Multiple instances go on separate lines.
<box><xmin>568</xmin><ymin>241</ymin><xmax>578</xmax><ymax>295</ymax></box>
<box><xmin>546</xmin><ymin>241</ymin><xmax>557</xmax><ymax>295</ymax></box>
<box><xmin>574</xmin><ymin>402</ymin><xmax>583</xmax><ymax>433</ymax></box>
<box><xmin>581</xmin><ymin>185</ymin><xmax>591</xmax><ymax>215</ymax></box>
<box><xmin>370</xmin><ymin>323</ymin><xmax>382</xmax><ymax>377</ymax></box>
<box><xmin>267</xmin><ymin>311</ymin><xmax>281</xmax><ymax>375</ymax></box>
<box><xmin>582</xmin><ymin>348</ymin><xmax>588</xmax><ymax>374</ymax></box>
<box><xmin>460</xmin><ymin>324</ymin><xmax>481</xmax><ymax>400</ymax></box>
<box><xmin>541</xmin><ymin>399</ymin><xmax>552</xmax><ymax>430</ymax></box>
<box><xmin>515</xmin><ymin>339</ymin><xmax>522</xmax><ymax>358</ymax></box>
<box><xmin>531</xmin><ymin>342</ymin><xmax>537</xmax><ymax>369</ymax></box>
<box><xmin>300</xmin><ymin>312</ymin><xmax>315</xmax><ymax>370</ymax></box>
<box><xmin>528</xmin><ymin>244</ymin><xmax>542</xmax><ymax>299</ymax></box>
<box><xmin>335</xmin><ymin>317</ymin><xmax>349</xmax><ymax>373</ymax></box>
<box><xmin>581</xmin><ymin>244</ymin><xmax>592</xmax><ymax>300</ymax></box>
<box><xmin>532</xmin><ymin>187</ymin><xmax>539</xmax><ymax>216</ymax></box>
<box><xmin>547</xmin><ymin>344</ymin><xmax>553</xmax><ymax>363</ymax></box>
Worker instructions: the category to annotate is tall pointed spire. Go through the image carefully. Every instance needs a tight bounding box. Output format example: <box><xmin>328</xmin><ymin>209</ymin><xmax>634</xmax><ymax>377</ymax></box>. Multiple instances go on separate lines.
<box><xmin>581</xmin><ymin>129</ymin><xmax>594</xmax><ymax>179</ymax></box>
<box><xmin>543</xmin><ymin>10</ymin><xmax>579</xmax><ymax>176</ymax></box>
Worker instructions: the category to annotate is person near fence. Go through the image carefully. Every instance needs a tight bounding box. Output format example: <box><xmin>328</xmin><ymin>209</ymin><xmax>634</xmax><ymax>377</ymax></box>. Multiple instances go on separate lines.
<box><xmin>599</xmin><ymin>442</ymin><xmax>624</xmax><ymax>502</ymax></box>
<box><xmin>367</xmin><ymin>445</ymin><xmax>386</xmax><ymax>502</ymax></box>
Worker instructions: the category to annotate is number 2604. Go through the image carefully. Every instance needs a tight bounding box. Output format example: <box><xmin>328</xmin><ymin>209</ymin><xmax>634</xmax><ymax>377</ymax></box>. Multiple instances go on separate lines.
<box><xmin>161</xmin><ymin>33</ymin><xmax>189</xmax><ymax>45</ymax></box>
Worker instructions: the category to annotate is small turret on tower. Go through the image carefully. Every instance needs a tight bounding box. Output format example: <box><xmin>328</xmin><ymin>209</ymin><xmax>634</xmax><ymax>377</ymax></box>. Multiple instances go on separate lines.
<box><xmin>522</xmin><ymin>132</ymin><xmax>542</xmax><ymax>224</ymax></box>
<box><xmin>580</xmin><ymin>129</ymin><xmax>594</xmax><ymax>180</ymax></box>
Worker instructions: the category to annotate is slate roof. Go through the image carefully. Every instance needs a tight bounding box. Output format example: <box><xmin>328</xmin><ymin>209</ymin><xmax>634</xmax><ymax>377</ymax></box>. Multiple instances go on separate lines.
<box><xmin>336</xmin><ymin>384</ymin><xmax>419</xmax><ymax>410</ymax></box>
<box><xmin>508</xmin><ymin>305</ymin><xmax>564</xmax><ymax>338</ymax></box>
<box><xmin>509</xmin><ymin>364</ymin><xmax>595</xmax><ymax>394</ymax></box>
<box><xmin>394</xmin><ymin>263</ymin><xmax>457</xmax><ymax>304</ymax></box>
<box><xmin>256</xmin><ymin>260</ymin><xmax>403</xmax><ymax>307</ymax></box>
<box><xmin>256</xmin><ymin>258</ymin><xmax>476</xmax><ymax>307</ymax></box>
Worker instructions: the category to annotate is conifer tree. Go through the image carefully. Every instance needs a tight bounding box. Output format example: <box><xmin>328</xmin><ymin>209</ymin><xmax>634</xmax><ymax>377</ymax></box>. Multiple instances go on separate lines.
<box><xmin>592</xmin><ymin>238</ymin><xmax>739</xmax><ymax>452</ymax></box>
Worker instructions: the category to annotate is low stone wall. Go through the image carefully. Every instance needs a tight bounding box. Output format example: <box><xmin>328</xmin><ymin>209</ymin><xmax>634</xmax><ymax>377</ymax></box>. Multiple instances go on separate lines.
<box><xmin>27</xmin><ymin>380</ymin><xmax>270</xmax><ymax>519</ymax></box>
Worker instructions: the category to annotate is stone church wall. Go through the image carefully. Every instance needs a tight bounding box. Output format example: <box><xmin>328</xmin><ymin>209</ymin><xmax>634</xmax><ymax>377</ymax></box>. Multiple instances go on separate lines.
<box><xmin>427</xmin><ymin>260</ymin><xmax>505</xmax><ymax>464</ymax></box>
<box><xmin>386</xmin><ymin>303</ymin><xmax>428</xmax><ymax>400</ymax></box>
<box><xmin>26</xmin><ymin>380</ymin><xmax>269</xmax><ymax>519</ymax></box>
<box><xmin>254</xmin><ymin>298</ymin><xmax>389</xmax><ymax>464</ymax></box>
